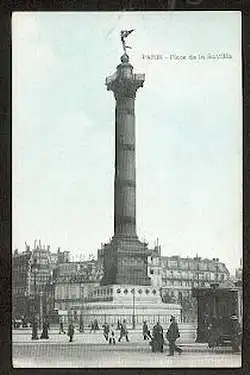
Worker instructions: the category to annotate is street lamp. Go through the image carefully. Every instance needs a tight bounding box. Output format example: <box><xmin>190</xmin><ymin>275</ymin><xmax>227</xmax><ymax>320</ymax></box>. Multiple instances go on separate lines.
<box><xmin>131</xmin><ymin>288</ymin><xmax>135</xmax><ymax>330</ymax></box>
<box><xmin>31</xmin><ymin>258</ymin><xmax>39</xmax><ymax>318</ymax></box>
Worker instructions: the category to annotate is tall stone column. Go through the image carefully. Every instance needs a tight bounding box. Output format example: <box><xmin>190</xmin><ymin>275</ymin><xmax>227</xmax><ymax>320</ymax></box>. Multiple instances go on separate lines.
<box><xmin>102</xmin><ymin>53</ymin><xmax>150</xmax><ymax>286</ymax></box>
<box><xmin>106</xmin><ymin>53</ymin><xmax>145</xmax><ymax>238</ymax></box>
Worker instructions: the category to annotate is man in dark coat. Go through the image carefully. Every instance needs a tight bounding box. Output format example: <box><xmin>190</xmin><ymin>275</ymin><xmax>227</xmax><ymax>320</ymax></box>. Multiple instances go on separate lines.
<box><xmin>102</xmin><ymin>322</ymin><xmax>110</xmax><ymax>341</ymax></box>
<box><xmin>118</xmin><ymin>319</ymin><xmax>129</xmax><ymax>342</ymax></box>
<box><xmin>152</xmin><ymin>321</ymin><xmax>164</xmax><ymax>352</ymax></box>
<box><xmin>166</xmin><ymin>316</ymin><xmax>182</xmax><ymax>356</ymax></box>
<box><xmin>31</xmin><ymin>315</ymin><xmax>39</xmax><ymax>340</ymax></box>
<box><xmin>67</xmin><ymin>322</ymin><xmax>75</xmax><ymax>343</ymax></box>
<box><xmin>116</xmin><ymin>320</ymin><xmax>121</xmax><ymax>330</ymax></box>
<box><xmin>40</xmin><ymin>317</ymin><xmax>49</xmax><ymax>339</ymax></box>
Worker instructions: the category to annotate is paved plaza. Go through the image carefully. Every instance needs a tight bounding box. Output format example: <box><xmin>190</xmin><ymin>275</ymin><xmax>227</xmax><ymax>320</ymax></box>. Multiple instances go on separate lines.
<box><xmin>12</xmin><ymin>329</ymin><xmax>241</xmax><ymax>368</ymax></box>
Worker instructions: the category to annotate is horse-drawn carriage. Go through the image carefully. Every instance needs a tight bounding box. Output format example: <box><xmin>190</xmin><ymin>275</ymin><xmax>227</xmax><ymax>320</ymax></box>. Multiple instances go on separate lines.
<box><xmin>192</xmin><ymin>281</ymin><xmax>242</xmax><ymax>350</ymax></box>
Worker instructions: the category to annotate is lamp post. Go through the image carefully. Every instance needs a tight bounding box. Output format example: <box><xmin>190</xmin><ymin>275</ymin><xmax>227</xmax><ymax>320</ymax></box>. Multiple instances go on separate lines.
<box><xmin>31</xmin><ymin>259</ymin><xmax>39</xmax><ymax>318</ymax></box>
<box><xmin>39</xmin><ymin>291</ymin><xmax>43</xmax><ymax>330</ymax></box>
<box><xmin>131</xmin><ymin>288</ymin><xmax>135</xmax><ymax>330</ymax></box>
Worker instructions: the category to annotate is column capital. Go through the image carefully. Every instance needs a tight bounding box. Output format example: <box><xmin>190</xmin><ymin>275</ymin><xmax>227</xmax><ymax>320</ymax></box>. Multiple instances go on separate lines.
<box><xmin>106</xmin><ymin>63</ymin><xmax>145</xmax><ymax>99</ymax></box>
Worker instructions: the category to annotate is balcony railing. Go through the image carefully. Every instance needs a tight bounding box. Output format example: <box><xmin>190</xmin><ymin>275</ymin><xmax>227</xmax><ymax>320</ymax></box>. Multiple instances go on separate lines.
<box><xmin>105</xmin><ymin>73</ymin><xmax>145</xmax><ymax>86</ymax></box>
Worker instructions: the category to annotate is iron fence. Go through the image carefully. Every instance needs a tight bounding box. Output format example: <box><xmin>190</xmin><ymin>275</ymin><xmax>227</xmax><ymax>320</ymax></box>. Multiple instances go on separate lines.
<box><xmin>64</xmin><ymin>313</ymin><xmax>182</xmax><ymax>328</ymax></box>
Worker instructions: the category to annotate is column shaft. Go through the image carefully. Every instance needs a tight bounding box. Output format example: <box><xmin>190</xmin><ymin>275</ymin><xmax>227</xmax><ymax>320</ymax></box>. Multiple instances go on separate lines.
<box><xmin>114</xmin><ymin>96</ymin><xmax>136</xmax><ymax>236</ymax></box>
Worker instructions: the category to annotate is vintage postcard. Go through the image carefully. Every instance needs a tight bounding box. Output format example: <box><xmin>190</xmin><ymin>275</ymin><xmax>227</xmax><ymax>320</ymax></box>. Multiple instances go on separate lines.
<box><xmin>12</xmin><ymin>11</ymin><xmax>242</xmax><ymax>367</ymax></box>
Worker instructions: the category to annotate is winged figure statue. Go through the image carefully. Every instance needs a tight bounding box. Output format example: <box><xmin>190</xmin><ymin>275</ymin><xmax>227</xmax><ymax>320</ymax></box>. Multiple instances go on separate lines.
<box><xmin>120</xmin><ymin>29</ymin><xmax>135</xmax><ymax>54</ymax></box>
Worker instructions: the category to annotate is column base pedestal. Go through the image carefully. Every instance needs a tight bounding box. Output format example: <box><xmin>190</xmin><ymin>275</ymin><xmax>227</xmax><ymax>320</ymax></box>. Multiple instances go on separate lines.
<box><xmin>101</xmin><ymin>235</ymin><xmax>151</xmax><ymax>286</ymax></box>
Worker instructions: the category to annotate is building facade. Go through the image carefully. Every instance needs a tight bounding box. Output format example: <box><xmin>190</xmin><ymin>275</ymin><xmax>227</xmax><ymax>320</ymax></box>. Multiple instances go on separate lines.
<box><xmin>12</xmin><ymin>242</ymin><xmax>71</xmax><ymax>320</ymax></box>
<box><xmin>13</xmin><ymin>240</ymin><xmax>232</xmax><ymax>324</ymax></box>
<box><xmin>53</xmin><ymin>260</ymin><xmax>102</xmax><ymax>321</ymax></box>
<box><xmin>12</xmin><ymin>248</ymin><xmax>32</xmax><ymax>319</ymax></box>
<box><xmin>147</xmin><ymin>248</ymin><xmax>230</xmax><ymax>322</ymax></box>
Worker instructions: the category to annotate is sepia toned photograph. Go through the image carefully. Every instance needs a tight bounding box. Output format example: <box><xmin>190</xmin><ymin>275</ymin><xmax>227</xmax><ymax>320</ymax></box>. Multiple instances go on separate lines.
<box><xmin>12</xmin><ymin>11</ymin><xmax>242</xmax><ymax>367</ymax></box>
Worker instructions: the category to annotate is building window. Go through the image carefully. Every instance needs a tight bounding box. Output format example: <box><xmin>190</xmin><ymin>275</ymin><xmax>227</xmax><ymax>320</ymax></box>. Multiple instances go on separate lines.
<box><xmin>150</xmin><ymin>269</ymin><xmax>154</xmax><ymax>275</ymax></box>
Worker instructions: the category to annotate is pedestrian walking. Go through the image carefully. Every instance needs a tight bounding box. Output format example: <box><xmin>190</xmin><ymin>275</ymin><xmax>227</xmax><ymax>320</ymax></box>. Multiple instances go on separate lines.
<box><xmin>40</xmin><ymin>317</ymin><xmax>50</xmax><ymax>339</ymax></box>
<box><xmin>108</xmin><ymin>324</ymin><xmax>116</xmax><ymax>345</ymax></box>
<box><xmin>31</xmin><ymin>315</ymin><xmax>39</xmax><ymax>340</ymax></box>
<box><xmin>116</xmin><ymin>320</ymin><xmax>121</xmax><ymax>330</ymax></box>
<box><xmin>102</xmin><ymin>322</ymin><xmax>110</xmax><ymax>341</ymax></box>
<box><xmin>142</xmin><ymin>321</ymin><xmax>151</xmax><ymax>340</ymax></box>
<box><xmin>151</xmin><ymin>321</ymin><xmax>164</xmax><ymax>352</ymax></box>
<box><xmin>59</xmin><ymin>317</ymin><xmax>66</xmax><ymax>334</ymax></box>
<box><xmin>94</xmin><ymin>319</ymin><xmax>99</xmax><ymax>331</ymax></box>
<box><xmin>79</xmin><ymin>315</ymin><xmax>84</xmax><ymax>333</ymax></box>
<box><xmin>231</xmin><ymin>315</ymin><xmax>241</xmax><ymax>353</ymax></box>
<box><xmin>67</xmin><ymin>322</ymin><xmax>75</xmax><ymax>343</ymax></box>
<box><xmin>89</xmin><ymin>320</ymin><xmax>95</xmax><ymax>333</ymax></box>
<box><xmin>166</xmin><ymin>315</ymin><xmax>182</xmax><ymax>356</ymax></box>
<box><xmin>118</xmin><ymin>319</ymin><xmax>129</xmax><ymax>342</ymax></box>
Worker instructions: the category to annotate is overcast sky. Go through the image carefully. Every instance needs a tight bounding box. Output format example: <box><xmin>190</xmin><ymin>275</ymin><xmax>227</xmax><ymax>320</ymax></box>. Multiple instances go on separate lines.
<box><xmin>12</xmin><ymin>11</ymin><xmax>242</xmax><ymax>273</ymax></box>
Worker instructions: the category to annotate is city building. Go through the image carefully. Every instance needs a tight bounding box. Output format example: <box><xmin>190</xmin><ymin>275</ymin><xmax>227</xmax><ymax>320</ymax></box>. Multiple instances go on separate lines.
<box><xmin>148</xmin><ymin>248</ymin><xmax>230</xmax><ymax>322</ymax></box>
<box><xmin>12</xmin><ymin>248</ymin><xmax>32</xmax><ymax>319</ymax></box>
<box><xmin>54</xmin><ymin>260</ymin><xmax>102</xmax><ymax>322</ymax></box>
<box><xmin>12</xmin><ymin>241</ymin><xmax>71</xmax><ymax>321</ymax></box>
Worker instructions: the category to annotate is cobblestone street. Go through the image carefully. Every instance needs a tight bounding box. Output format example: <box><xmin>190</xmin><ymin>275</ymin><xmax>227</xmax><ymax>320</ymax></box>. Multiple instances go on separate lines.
<box><xmin>12</xmin><ymin>330</ymin><xmax>241</xmax><ymax>368</ymax></box>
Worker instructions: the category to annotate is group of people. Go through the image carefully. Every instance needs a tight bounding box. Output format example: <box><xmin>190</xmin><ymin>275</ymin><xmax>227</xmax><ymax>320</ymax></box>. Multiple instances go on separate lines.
<box><xmin>31</xmin><ymin>316</ymin><xmax>75</xmax><ymax>343</ymax></box>
<box><xmin>30</xmin><ymin>313</ymin><xmax>241</xmax><ymax>353</ymax></box>
<box><xmin>31</xmin><ymin>316</ymin><xmax>50</xmax><ymax>340</ymax></box>
<box><xmin>102</xmin><ymin>319</ymin><xmax>129</xmax><ymax>345</ymax></box>
<box><xmin>101</xmin><ymin>316</ymin><xmax>182</xmax><ymax>356</ymax></box>
<box><xmin>58</xmin><ymin>319</ymin><xmax>75</xmax><ymax>342</ymax></box>
<box><xmin>143</xmin><ymin>316</ymin><xmax>183</xmax><ymax>356</ymax></box>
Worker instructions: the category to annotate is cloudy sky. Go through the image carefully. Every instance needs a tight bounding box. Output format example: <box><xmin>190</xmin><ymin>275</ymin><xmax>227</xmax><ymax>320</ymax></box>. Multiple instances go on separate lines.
<box><xmin>12</xmin><ymin>11</ymin><xmax>242</xmax><ymax>273</ymax></box>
